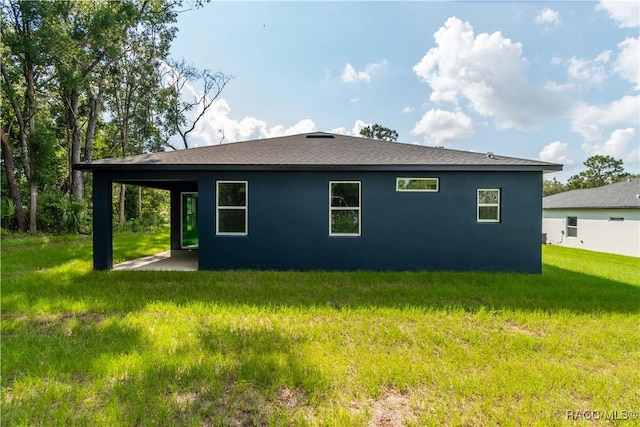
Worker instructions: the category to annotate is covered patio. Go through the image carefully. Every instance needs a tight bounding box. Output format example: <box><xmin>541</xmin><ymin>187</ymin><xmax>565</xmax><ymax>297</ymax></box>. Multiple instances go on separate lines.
<box><xmin>113</xmin><ymin>250</ymin><xmax>198</xmax><ymax>271</ymax></box>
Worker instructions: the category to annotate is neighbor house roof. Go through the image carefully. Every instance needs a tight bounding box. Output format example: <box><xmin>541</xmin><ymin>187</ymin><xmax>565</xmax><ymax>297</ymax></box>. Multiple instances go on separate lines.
<box><xmin>543</xmin><ymin>178</ymin><xmax>640</xmax><ymax>209</ymax></box>
<box><xmin>75</xmin><ymin>132</ymin><xmax>562</xmax><ymax>172</ymax></box>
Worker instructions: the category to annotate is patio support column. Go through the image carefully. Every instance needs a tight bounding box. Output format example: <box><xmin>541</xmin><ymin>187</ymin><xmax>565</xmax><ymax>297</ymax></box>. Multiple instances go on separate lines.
<box><xmin>170</xmin><ymin>189</ymin><xmax>181</xmax><ymax>252</ymax></box>
<box><xmin>92</xmin><ymin>172</ymin><xmax>113</xmax><ymax>270</ymax></box>
<box><xmin>197</xmin><ymin>177</ymin><xmax>215</xmax><ymax>270</ymax></box>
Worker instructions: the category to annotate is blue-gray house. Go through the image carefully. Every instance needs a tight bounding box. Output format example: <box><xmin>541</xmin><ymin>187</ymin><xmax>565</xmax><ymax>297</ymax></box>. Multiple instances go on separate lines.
<box><xmin>75</xmin><ymin>132</ymin><xmax>562</xmax><ymax>272</ymax></box>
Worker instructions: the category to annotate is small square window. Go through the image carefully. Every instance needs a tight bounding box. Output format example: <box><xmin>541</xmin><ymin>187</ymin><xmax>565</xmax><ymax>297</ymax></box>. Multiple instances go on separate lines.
<box><xmin>477</xmin><ymin>189</ymin><xmax>500</xmax><ymax>222</ymax></box>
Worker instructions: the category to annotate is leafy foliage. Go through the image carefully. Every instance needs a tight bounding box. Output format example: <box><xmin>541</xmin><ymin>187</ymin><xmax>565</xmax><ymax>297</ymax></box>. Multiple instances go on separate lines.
<box><xmin>359</xmin><ymin>123</ymin><xmax>399</xmax><ymax>141</ymax></box>
<box><xmin>544</xmin><ymin>155</ymin><xmax>631</xmax><ymax>196</ymax></box>
<box><xmin>566</xmin><ymin>155</ymin><xmax>629</xmax><ymax>190</ymax></box>
<box><xmin>0</xmin><ymin>0</ymin><xmax>225</xmax><ymax>233</ymax></box>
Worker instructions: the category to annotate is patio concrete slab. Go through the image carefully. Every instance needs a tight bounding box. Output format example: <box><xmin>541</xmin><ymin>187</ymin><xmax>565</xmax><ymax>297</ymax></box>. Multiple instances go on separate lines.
<box><xmin>113</xmin><ymin>250</ymin><xmax>198</xmax><ymax>271</ymax></box>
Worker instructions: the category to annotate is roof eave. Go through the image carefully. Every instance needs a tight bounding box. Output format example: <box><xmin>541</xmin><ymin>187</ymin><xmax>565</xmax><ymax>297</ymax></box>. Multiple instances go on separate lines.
<box><xmin>74</xmin><ymin>162</ymin><xmax>562</xmax><ymax>173</ymax></box>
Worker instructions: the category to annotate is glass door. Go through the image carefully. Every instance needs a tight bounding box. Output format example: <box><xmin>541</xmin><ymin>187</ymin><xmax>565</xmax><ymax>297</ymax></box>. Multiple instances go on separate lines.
<box><xmin>181</xmin><ymin>192</ymin><xmax>198</xmax><ymax>248</ymax></box>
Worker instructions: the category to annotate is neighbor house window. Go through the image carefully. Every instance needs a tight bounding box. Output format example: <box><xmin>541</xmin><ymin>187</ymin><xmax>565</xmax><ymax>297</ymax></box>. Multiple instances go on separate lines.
<box><xmin>396</xmin><ymin>177</ymin><xmax>439</xmax><ymax>192</ymax></box>
<box><xmin>567</xmin><ymin>216</ymin><xmax>578</xmax><ymax>237</ymax></box>
<box><xmin>477</xmin><ymin>189</ymin><xmax>500</xmax><ymax>222</ymax></box>
<box><xmin>217</xmin><ymin>181</ymin><xmax>247</xmax><ymax>235</ymax></box>
<box><xmin>330</xmin><ymin>181</ymin><xmax>361</xmax><ymax>236</ymax></box>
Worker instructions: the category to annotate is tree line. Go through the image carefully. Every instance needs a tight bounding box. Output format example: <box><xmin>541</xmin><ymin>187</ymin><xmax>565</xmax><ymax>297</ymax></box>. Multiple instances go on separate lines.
<box><xmin>543</xmin><ymin>155</ymin><xmax>634</xmax><ymax>196</ymax></box>
<box><xmin>1</xmin><ymin>0</ymin><xmax>231</xmax><ymax>234</ymax></box>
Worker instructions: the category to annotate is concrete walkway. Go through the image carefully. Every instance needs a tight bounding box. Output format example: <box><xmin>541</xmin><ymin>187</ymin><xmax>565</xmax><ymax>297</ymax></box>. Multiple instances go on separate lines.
<box><xmin>113</xmin><ymin>250</ymin><xmax>198</xmax><ymax>271</ymax></box>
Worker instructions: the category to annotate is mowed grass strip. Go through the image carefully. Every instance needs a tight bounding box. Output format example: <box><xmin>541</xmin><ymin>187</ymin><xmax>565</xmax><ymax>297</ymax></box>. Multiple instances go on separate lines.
<box><xmin>1</xmin><ymin>231</ymin><xmax>639</xmax><ymax>426</ymax></box>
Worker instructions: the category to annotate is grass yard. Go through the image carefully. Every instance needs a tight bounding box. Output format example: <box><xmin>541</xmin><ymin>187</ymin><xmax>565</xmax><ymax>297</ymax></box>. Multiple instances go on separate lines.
<box><xmin>1</xmin><ymin>229</ymin><xmax>639</xmax><ymax>426</ymax></box>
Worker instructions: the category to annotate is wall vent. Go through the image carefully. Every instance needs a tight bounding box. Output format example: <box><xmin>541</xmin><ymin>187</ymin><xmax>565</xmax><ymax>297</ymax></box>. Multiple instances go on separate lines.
<box><xmin>306</xmin><ymin>133</ymin><xmax>335</xmax><ymax>139</ymax></box>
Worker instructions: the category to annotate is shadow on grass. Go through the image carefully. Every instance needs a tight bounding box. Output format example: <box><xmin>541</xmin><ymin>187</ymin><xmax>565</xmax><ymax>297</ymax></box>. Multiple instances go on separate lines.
<box><xmin>3</xmin><ymin>264</ymin><xmax>639</xmax><ymax>315</ymax></box>
<box><xmin>2</xmin><ymin>312</ymin><xmax>324</xmax><ymax>425</ymax></box>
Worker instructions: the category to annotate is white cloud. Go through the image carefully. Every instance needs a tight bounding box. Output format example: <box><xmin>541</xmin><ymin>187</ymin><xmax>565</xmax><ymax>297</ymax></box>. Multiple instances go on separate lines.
<box><xmin>413</xmin><ymin>16</ymin><xmax>569</xmax><ymax>131</ymax></box>
<box><xmin>538</xmin><ymin>141</ymin><xmax>573</xmax><ymax>165</ymax></box>
<box><xmin>570</xmin><ymin>95</ymin><xmax>640</xmax><ymax>140</ymax></box>
<box><xmin>262</xmin><ymin>119</ymin><xmax>317</xmax><ymax>139</ymax></box>
<box><xmin>341</xmin><ymin>63</ymin><xmax>370</xmax><ymax>83</ymax></box>
<box><xmin>566</xmin><ymin>52</ymin><xmax>610</xmax><ymax>85</ymax></box>
<box><xmin>402</xmin><ymin>106</ymin><xmax>415</xmax><ymax>114</ymax></box>
<box><xmin>582</xmin><ymin>128</ymin><xmax>639</xmax><ymax>162</ymax></box>
<box><xmin>535</xmin><ymin>8</ymin><xmax>561</xmax><ymax>28</ymax></box>
<box><xmin>596</xmin><ymin>0</ymin><xmax>640</xmax><ymax>28</ymax></box>
<box><xmin>341</xmin><ymin>59</ymin><xmax>388</xmax><ymax>83</ymax></box>
<box><xmin>350</xmin><ymin>97</ymin><xmax>360</xmax><ymax>104</ymax></box>
<box><xmin>330</xmin><ymin>120</ymin><xmax>372</xmax><ymax>137</ymax></box>
<box><xmin>614</xmin><ymin>37</ymin><xmax>640</xmax><ymax>89</ymax></box>
<box><xmin>188</xmin><ymin>98</ymin><xmax>317</xmax><ymax>146</ymax></box>
<box><xmin>411</xmin><ymin>109</ymin><xmax>474</xmax><ymax>146</ymax></box>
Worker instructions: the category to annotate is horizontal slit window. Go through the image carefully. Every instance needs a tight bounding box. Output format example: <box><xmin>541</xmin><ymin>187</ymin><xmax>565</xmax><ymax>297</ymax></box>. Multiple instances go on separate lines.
<box><xmin>396</xmin><ymin>178</ymin><xmax>439</xmax><ymax>192</ymax></box>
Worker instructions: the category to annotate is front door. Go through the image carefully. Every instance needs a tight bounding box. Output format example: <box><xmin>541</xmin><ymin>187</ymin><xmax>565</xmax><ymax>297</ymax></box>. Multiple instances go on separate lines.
<box><xmin>181</xmin><ymin>192</ymin><xmax>198</xmax><ymax>248</ymax></box>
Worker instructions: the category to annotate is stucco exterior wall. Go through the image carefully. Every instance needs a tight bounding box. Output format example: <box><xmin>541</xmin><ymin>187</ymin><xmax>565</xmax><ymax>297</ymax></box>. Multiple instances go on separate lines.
<box><xmin>93</xmin><ymin>169</ymin><xmax>545</xmax><ymax>272</ymax></box>
<box><xmin>194</xmin><ymin>170</ymin><xmax>543</xmax><ymax>272</ymax></box>
<box><xmin>542</xmin><ymin>209</ymin><xmax>640</xmax><ymax>257</ymax></box>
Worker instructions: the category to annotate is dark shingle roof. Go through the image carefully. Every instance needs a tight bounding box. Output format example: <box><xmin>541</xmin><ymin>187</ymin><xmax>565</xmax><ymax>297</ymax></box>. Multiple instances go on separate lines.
<box><xmin>76</xmin><ymin>132</ymin><xmax>562</xmax><ymax>172</ymax></box>
<box><xmin>543</xmin><ymin>178</ymin><xmax>640</xmax><ymax>209</ymax></box>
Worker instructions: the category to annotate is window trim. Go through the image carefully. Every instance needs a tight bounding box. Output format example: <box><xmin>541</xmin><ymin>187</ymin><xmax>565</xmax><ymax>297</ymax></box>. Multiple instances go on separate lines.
<box><xmin>216</xmin><ymin>180</ymin><xmax>248</xmax><ymax>236</ymax></box>
<box><xmin>396</xmin><ymin>177</ymin><xmax>439</xmax><ymax>192</ymax></box>
<box><xmin>566</xmin><ymin>216</ymin><xmax>578</xmax><ymax>238</ymax></box>
<box><xmin>477</xmin><ymin>188</ymin><xmax>501</xmax><ymax>223</ymax></box>
<box><xmin>329</xmin><ymin>180</ymin><xmax>361</xmax><ymax>237</ymax></box>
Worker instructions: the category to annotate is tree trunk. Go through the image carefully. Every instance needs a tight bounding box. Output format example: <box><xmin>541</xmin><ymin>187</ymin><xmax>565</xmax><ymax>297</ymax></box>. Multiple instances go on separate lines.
<box><xmin>28</xmin><ymin>180</ymin><xmax>37</xmax><ymax>235</ymax></box>
<box><xmin>0</xmin><ymin>127</ymin><xmax>28</xmax><ymax>231</ymax></box>
<box><xmin>68</xmin><ymin>88</ymin><xmax>83</xmax><ymax>200</ymax></box>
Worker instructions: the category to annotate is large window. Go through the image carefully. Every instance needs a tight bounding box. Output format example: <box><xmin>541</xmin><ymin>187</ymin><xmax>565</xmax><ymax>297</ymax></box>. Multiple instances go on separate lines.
<box><xmin>477</xmin><ymin>189</ymin><xmax>500</xmax><ymax>222</ymax></box>
<box><xmin>330</xmin><ymin>181</ymin><xmax>361</xmax><ymax>236</ymax></box>
<box><xmin>216</xmin><ymin>181</ymin><xmax>247</xmax><ymax>235</ymax></box>
<box><xmin>567</xmin><ymin>216</ymin><xmax>578</xmax><ymax>237</ymax></box>
<box><xmin>396</xmin><ymin>177</ymin><xmax>439</xmax><ymax>192</ymax></box>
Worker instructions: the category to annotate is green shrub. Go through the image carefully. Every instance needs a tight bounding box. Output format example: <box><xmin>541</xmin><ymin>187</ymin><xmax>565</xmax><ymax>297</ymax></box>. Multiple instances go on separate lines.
<box><xmin>38</xmin><ymin>192</ymin><xmax>86</xmax><ymax>234</ymax></box>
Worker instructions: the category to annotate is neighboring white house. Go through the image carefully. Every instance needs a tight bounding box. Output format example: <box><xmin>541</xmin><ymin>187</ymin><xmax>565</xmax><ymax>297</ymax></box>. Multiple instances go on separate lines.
<box><xmin>542</xmin><ymin>178</ymin><xmax>640</xmax><ymax>257</ymax></box>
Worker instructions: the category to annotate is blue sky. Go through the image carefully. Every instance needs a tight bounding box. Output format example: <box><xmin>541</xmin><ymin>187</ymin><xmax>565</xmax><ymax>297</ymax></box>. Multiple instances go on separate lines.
<box><xmin>170</xmin><ymin>1</ymin><xmax>639</xmax><ymax>180</ymax></box>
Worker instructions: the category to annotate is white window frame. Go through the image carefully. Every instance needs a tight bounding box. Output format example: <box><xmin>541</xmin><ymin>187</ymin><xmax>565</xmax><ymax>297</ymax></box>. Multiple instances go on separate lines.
<box><xmin>216</xmin><ymin>180</ymin><xmax>248</xmax><ymax>236</ymax></box>
<box><xmin>396</xmin><ymin>177</ymin><xmax>439</xmax><ymax>192</ymax></box>
<box><xmin>329</xmin><ymin>181</ymin><xmax>361</xmax><ymax>237</ymax></box>
<box><xmin>477</xmin><ymin>188</ymin><xmax>501</xmax><ymax>223</ymax></box>
<box><xmin>567</xmin><ymin>216</ymin><xmax>578</xmax><ymax>238</ymax></box>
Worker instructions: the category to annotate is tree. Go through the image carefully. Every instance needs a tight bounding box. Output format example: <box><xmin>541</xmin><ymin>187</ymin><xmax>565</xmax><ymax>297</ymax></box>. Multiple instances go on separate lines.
<box><xmin>542</xmin><ymin>177</ymin><xmax>566</xmax><ymax>196</ymax></box>
<box><xmin>105</xmin><ymin>2</ymin><xmax>178</xmax><ymax>225</ymax></box>
<box><xmin>359</xmin><ymin>124</ymin><xmax>398</xmax><ymax>142</ymax></box>
<box><xmin>1</xmin><ymin>0</ymin><xmax>52</xmax><ymax>233</ymax></box>
<box><xmin>160</xmin><ymin>58</ymin><xmax>233</xmax><ymax>149</ymax></box>
<box><xmin>566</xmin><ymin>155</ymin><xmax>629</xmax><ymax>190</ymax></box>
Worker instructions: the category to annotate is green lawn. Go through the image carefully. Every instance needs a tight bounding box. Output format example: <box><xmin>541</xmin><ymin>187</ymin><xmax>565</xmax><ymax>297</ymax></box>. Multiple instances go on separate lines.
<box><xmin>2</xmin><ymin>230</ymin><xmax>639</xmax><ymax>426</ymax></box>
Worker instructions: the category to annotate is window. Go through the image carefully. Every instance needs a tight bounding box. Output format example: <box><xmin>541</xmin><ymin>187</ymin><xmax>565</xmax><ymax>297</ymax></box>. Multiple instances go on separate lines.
<box><xmin>396</xmin><ymin>177</ymin><xmax>439</xmax><ymax>192</ymax></box>
<box><xmin>216</xmin><ymin>181</ymin><xmax>247</xmax><ymax>235</ymax></box>
<box><xmin>330</xmin><ymin>181</ymin><xmax>361</xmax><ymax>236</ymax></box>
<box><xmin>477</xmin><ymin>189</ymin><xmax>500</xmax><ymax>222</ymax></box>
<box><xmin>567</xmin><ymin>216</ymin><xmax>578</xmax><ymax>237</ymax></box>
